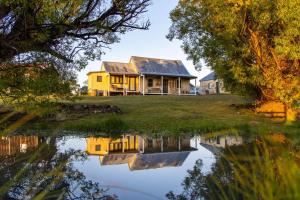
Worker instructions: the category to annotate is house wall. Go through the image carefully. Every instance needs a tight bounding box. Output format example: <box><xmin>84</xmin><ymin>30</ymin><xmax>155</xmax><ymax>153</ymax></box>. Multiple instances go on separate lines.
<box><xmin>126</xmin><ymin>76</ymin><xmax>139</xmax><ymax>92</ymax></box>
<box><xmin>139</xmin><ymin>136</ymin><xmax>191</xmax><ymax>153</ymax></box>
<box><xmin>200</xmin><ymin>136</ymin><xmax>243</xmax><ymax>148</ymax></box>
<box><xmin>142</xmin><ymin>77</ymin><xmax>190</xmax><ymax>94</ymax></box>
<box><xmin>88</xmin><ymin>72</ymin><xmax>140</xmax><ymax>96</ymax></box>
<box><xmin>86</xmin><ymin>136</ymin><xmax>139</xmax><ymax>155</ymax></box>
<box><xmin>88</xmin><ymin>71</ymin><xmax>110</xmax><ymax>96</ymax></box>
<box><xmin>200</xmin><ymin>79</ymin><xmax>227</xmax><ymax>95</ymax></box>
<box><xmin>108</xmin><ymin>75</ymin><xmax>139</xmax><ymax>95</ymax></box>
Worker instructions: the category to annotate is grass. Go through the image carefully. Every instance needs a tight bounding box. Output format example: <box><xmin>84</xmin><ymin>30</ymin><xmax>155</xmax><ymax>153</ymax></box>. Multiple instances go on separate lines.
<box><xmin>57</xmin><ymin>94</ymin><xmax>299</xmax><ymax>135</ymax></box>
<box><xmin>167</xmin><ymin>134</ymin><xmax>300</xmax><ymax>200</ymax></box>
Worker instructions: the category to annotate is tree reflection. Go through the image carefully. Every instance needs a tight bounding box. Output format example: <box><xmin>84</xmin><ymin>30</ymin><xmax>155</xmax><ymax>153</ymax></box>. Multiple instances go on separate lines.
<box><xmin>167</xmin><ymin>136</ymin><xmax>300</xmax><ymax>200</ymax></box>
<box><xmin>0</xmin><ymin>137</ymin><xmax>117</xmax><ymax>200</ymax></box>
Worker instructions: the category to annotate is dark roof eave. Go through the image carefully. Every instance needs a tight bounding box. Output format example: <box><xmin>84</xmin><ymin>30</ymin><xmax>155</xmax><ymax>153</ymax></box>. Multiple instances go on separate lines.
<box><xmin>87</xmin><ymin>71</ymin><xmax>106</xmax><ymax>75</ymax></box>
<box><xmin>109</xmin><ymin>72</ymin><xmax>139</xmax><ymax>76</ymax></box>
<box><xmin>141</xmin><ymin>73</ymin><xmax>197</xmax><ymax>78</ymax></box>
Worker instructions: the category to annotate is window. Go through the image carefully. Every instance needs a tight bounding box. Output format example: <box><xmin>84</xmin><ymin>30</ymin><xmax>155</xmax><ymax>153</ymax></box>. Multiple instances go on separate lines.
<box><xmin>208</xmin><ymin>82</ymin><xmax>213</xmax><ymax>89</ymax></box>
<box><xmin>216</xmin><ymin>136</ymin><xmax>221</xmax><ymax>145</ymax></box>
<box><xmin>176</xmin><ymin>79</ymin><xmax>181</xmax><ymax>88</ymax></box>
<box><xmin>110</xmin><ymin>76</ymin><xmax>123</xmax><ymax>84</ymax></box>
<box><xmin>95</xmin><ymin>145</ymin><xmax>101</xmax><ymax>151</ymax></box>
<box><xmin>97</xmin><ymin>76</ymin><xmax>102</xmax><ymax>82</ymax></box>
<box><xmin>148</xmin><ymin>79</ymin><xmax>153</xmax><ymax>87</ymax></box>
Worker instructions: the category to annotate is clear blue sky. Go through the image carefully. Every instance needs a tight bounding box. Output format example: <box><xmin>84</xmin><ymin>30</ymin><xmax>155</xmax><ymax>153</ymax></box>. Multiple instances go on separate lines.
<box><xmin>77</xmin><ymin>0</ymin><xmax>211</xmax><ymax>86</ymax></box>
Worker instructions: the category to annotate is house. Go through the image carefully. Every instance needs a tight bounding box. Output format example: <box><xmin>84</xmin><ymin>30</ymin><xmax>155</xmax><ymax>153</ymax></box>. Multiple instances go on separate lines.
<box><xmin>85</xmin><ymin>135</ymin><xmax>196</xmax><ymax>170</ymax></box>
<box><xmin>199</xmin><ymin>72</ymin><xmax>227</xmax><ymax>94</ymax></box>
<box><xmin>86</xmin><ymin>135</ymin><xmax>193</xmax><ymax>156</ymax></box>
<box><xmin>87</xmin><ymin>56</ymin><xmax>197</xmax><ymax>96</ymax></box>
<box><xmin>200</xmin><ymin>135</ymin><xmax>243</xmax><ymax>155</ymax></box>
<box><xmin>86</xmin><ymin>135</ymin><xmax>140</xmax><ymax>155</ymax></box>
<box><xmin>200</xmin><ymin>135</ymin><xmax>243</xmax><ymax>149</ymax></box>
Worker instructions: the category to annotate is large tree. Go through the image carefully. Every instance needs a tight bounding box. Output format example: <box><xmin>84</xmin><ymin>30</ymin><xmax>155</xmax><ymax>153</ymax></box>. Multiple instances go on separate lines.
<box><xmin>0</xmin><ymin>0</ymin><xmax>150</xmax><ymax>66</ymax></box>
<box><xmin>168</xmin><ymin>0</ymin><xmax>300</xmax><ymax>121</ymax></box>
<box><xmin>0</xmin><ymin>0</ymin><xmax>150</xmax><ymax>105</ymax></box>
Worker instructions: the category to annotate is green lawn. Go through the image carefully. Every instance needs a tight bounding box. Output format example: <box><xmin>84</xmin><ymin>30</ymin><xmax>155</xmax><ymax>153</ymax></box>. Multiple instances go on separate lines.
<box><xmin>60</xmin><ymin>95</ymin><xmax>297</xmax><ymax>135</ymax></box>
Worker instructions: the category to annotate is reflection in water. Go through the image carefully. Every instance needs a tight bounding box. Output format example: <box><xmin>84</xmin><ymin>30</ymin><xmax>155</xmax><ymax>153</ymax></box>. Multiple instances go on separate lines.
<box><xmin>0</xmin><ymin>134</ymin><xmax>205</xmax><ymax>200</ymax></box>
<box><xmin>167</xmin><ymin>134</ymin><xmax>300</xmax><ymax>200</ymax></box>
<box><xmin>0</xmin><ymin>136</ymin><xmax>39</xmax><ymax>156</ymax></box>
<box><xmin>200</xmin><ymin>135</ymin><xmax>243</xmax><ymax>155</ymax></box>
<box><xmin>86</xmin><ymin>135</ymin><xmax>196</xmax><ymax>170</ymax></box>
<box><xmin>2</xmin><ymin>133</ymin><xmax>300</xmax><ymax>200</ymax></box>
<box><xmin>0</xmin><ymin>135</ymin><xmax>117</xmax><ymax>200</ymax></box>
<box><xmin>200</xmin><ymin>135</ymin><xmax>243</xmax><ymax>148</ymax></box>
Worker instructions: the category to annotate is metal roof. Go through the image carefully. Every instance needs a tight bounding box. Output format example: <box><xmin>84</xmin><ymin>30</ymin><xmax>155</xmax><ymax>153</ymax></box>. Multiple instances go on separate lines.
<box><xmin>200</xmin><ymin>72</ymin><xmax>216</xmax><ymax>81</ymax></box>
<box><xmin>130</xmin><ymin>56</ymin><xmax>196</xmax><ymax>78</ymax></box>
<box><xmin>200</xmin><ymin>143</ymin><xmax>222</xmax><ymax>155</ymax></box>
<box><xmin>100</xmin><ymin>154</ymin><xmax>136</xmax><ymax>165</ymax></box>
<box><xmin>128</xmin><ymin>151</ymin><xmax>191</xmax><ymax>171</ymax></box>
<box><xmin>98</xmin><ymin>57</ymin><xmax>196</xmax><ymax>78</ymax></box>
<box><xmin>102</xmin><ymin>61</ymin><xmax>138</xmax><ymax>75</ymax></box>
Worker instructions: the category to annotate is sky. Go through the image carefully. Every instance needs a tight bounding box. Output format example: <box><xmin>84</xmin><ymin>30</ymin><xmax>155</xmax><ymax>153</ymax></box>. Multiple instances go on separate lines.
<box><xmin>77</xmin><ymin>0</ymin><xmax>211</xmax><ymax>86</ymax></box>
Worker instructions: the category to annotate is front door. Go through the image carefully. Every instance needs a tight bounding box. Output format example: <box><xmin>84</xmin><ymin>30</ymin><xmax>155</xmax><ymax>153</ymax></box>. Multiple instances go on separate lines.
<box><xmin>129</xmin><ymin>77</ymin><xmax>136</xmax><ymax>91</ymax></box>
<box><xmin>216</xmin><ymin>81</ymin><xmax>220</xmax><ymax>94</ymax></box>
<box><xmin>163</xmin><ymin>79</ymin><xmax>168</xmax><ymax>94</ymax></box>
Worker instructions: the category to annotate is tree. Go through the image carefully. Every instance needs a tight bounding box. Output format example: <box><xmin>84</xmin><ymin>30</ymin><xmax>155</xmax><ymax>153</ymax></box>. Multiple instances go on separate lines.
<box><xmin>0</xmin><ymin>62</ymin><xmax>76</xmax><ymax>107</ymax></box>
<box><xmin>0</xmin><ymin>138</ymin><xmax>116</xmax><ymax>199</ymax></box>
<box><xmin>167</xmin><ymin>139</ymin><xmax>300</xmax><ymax>200</ymax></box>
<box><xmin>80</xmin><ymin>86</ymin><xmax>88</xmax><ymax>95</ymax></box>
<box><xmin>0</xmin><ymin>0</ymin><xmax>150</xmax><ymax>105</ymax></box>
<box><xmin>0</xmin><ymin>0</ymin><xmax>150</xmax><ymax>66</ymax></box>
<box><xmin>168</xmin><ymin>0</ymin><xmax>300</xmax><ymax>121</ymax></box>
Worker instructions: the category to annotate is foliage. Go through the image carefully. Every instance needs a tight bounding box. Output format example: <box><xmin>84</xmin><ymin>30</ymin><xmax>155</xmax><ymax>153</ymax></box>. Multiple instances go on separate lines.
<box><xmin>80</xmin><ymin>86</ymin><xmax>88</xmax><ymax>95</ymax></box>
<box><xmin>0</xmin><ymin>62</ymin><xmax>76</xmax><ymax>108</ymax></box>
<box><xmin>0</xmin><ymin>138</ymin><xmax>116</xmax><ymax>199</ymax></box>
<box><xmin>167</xmin><ymin>137</ymin><xmax>300</xmax><ymax>200</ymax></box>
<box><xmin>168</xmin><ymin>0</ymin><xmax>300</xmax><ymax>109</ymax></box>
<box><xmin>0</xmin><ymin>0</ymin><xmax>150</xmax><ymax>105</ymax></box>
<box><xmin>0</xmin><ymin>0</ymin><xmax>150</xmax><ymax>67</ymax></box>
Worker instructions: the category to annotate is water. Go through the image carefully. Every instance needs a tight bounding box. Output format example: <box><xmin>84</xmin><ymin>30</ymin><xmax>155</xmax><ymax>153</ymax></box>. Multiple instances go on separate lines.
<box><xmin>1</xmin><ymin>133</ymin><xmax>299</xmax><ymax>199</ymax></box>
<box><xmin>0</xmin><ymin>134</ymin><xmax>217</xmax><ymax>199</ymax></box>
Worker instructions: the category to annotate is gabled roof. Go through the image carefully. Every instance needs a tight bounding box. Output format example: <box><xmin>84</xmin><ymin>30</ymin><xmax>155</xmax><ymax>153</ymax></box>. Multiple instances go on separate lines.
<box><xmin>200</xmin><ymin>143</ymin><xmax>222</xmax><ymax>155</ymax></box>
<box><xmin>100</xmin><ymin>154</ymin><xmax>136</xmax><ymax>165</ymax></box>
<box><xmin>130</xmin><ymin>56</ymin><xmax>196</xmax><ymax>78</ymax></box>
<box><xmin>102</xmin><ymin>61</ymin><xmax>138</xmax><ymax>75</ymax></box>
<box><xmin>128</xmin><ymin>151</ymin><xmax>191</xmax><ymax>171</ymax></box>
<box><xmin>97</xmin><ymin>56</ymin><xmax>196</xmax><ymax>78</ymax></box>
<box><xmin>200</xmin><ymin>72</ymin><xmax>216</xmax><ymax>81</ymax></box>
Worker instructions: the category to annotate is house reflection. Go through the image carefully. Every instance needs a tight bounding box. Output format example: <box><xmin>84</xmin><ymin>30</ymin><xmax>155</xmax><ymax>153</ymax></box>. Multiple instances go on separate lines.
<box><xmin>0</xmin><ymin>135</ymin><xmax>39</xmax><ymax>156</ymax></box>
<box><xmin>86</xmin><ymin>135</ymin><xmax>140</xmax><ymax>155</ymax></box>
<box><xmin>200</xmin><ymin>135</ymin><xmax>243</xmax><ymax>155</ymax></box>
<box><xmin>86</xmin><ymin>135</ymin><xmax>195</xmax><ymax>170</ymax></box>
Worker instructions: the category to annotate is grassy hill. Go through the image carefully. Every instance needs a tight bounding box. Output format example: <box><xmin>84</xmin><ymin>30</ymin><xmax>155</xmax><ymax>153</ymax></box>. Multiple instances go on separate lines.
<box><xmin>61</xmin><ymin>95</ymin><xmax>297</xmax><ymax>135</ymax></box>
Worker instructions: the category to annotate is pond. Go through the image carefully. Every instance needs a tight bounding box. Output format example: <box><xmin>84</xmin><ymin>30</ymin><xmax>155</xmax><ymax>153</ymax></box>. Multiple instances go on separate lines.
<box><xmin>0</xmin><ymin>133</ymin><xmax>299</xmax><ymax>199</ymax></box>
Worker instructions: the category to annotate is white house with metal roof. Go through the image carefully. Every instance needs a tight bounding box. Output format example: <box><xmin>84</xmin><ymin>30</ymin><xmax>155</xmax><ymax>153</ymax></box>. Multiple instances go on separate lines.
<box><xmin>87</xmin><ymin>56</ymin><xmax>197</xmax><ymax>96</ymax></box>
<box><xmin>199</xmin><ymin>72</ymin><xmax>228</xmax><ymax>94</ymax></box>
